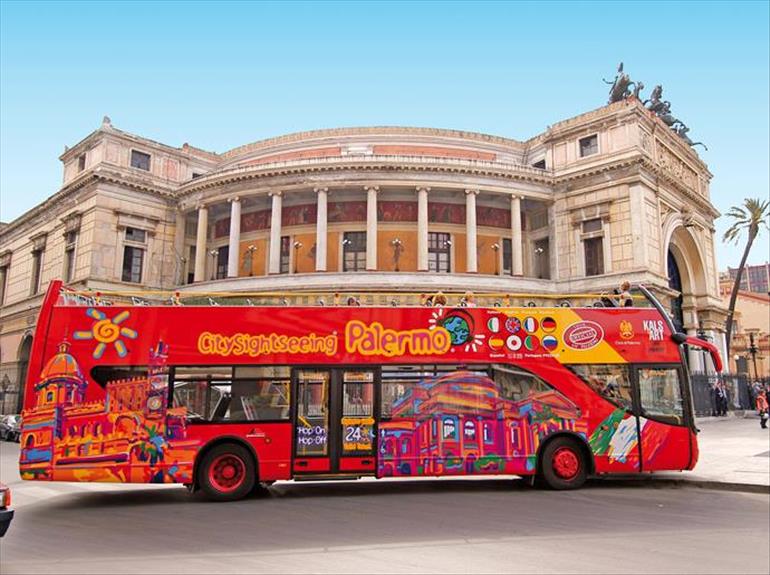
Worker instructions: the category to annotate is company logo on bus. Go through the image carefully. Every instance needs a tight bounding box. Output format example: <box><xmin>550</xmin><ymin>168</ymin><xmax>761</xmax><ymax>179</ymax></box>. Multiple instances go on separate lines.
<box><xmin>563</xmin><ymin>321</ymin><xmax>604</xmax><ymax>350</ymax></box>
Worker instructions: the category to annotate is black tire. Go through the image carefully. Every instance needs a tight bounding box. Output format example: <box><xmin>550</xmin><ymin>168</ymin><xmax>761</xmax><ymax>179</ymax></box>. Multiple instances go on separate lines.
<box><xmin>539</xmin><ymin>436</ymin><xmax>588</xmax><ymax>490</ymax></box>
<box><xmin>198</xmin><ymin>443</ymin><xmax>256</xmax><ymax>502</ymax></box>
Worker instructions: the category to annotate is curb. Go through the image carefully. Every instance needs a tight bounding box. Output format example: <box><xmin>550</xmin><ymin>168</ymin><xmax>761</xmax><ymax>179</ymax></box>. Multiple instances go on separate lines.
<box><xmin>597</xmin><ymin>475</ymin><xmax>770</xmax><ymax>495</ymax></box>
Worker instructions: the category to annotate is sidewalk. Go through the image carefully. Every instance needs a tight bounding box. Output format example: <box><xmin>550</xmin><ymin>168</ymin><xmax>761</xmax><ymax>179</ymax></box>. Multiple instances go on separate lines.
<box><xmin>652</xmin><ymin>415</ymin><xmax>770</xmax><ymax>493</ymax></box>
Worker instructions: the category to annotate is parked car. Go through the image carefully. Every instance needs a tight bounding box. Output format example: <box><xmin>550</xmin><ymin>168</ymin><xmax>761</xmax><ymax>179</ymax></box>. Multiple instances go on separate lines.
<box><xmin>0</xmin><ymin>482</ymin><xmax>12</xmax><ymax>537</ymax></box>
<box><xmin>0</xmin><ymin>415</ymin><xmax>21</xmax><ymax>442</ymax></box>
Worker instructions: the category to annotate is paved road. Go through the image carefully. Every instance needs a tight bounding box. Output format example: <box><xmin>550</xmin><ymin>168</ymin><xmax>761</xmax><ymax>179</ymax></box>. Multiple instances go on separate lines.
<box><xmin>1</xmin><ymin>442</ymin><xmax>768</xmax><ymax>574</ymax></box>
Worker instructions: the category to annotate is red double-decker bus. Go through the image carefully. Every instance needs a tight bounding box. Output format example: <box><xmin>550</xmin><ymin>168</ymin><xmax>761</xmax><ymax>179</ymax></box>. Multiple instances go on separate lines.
<box><xmin>19</xmin><ymin>281</ymin><xmax>721</xmax><ymax>500</ymax></box>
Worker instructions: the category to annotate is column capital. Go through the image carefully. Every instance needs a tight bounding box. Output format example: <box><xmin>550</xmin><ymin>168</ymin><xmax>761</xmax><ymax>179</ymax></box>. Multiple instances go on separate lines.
<box><xmin>364</xmin><ymin>185</ymin><xmax>380</xmax><ymax>193</ymax></box>
<box><xmin>314</xmin><ymin>187</ymin><xmax>329</xmax><ymax>194</ymax></box>
<box><xmin>416</xmin><ymin>186</ymin><xmax>431</xmax><ymax>193</ymax></box>
<box><xmin>196</xmin><ymin>203</ymin><xmax>208</xmax><ymax>211</ymax></box>
<box><xmin>268</xmin><ymin>190</ymin><xmax>283</xmax><ymax>198</ymax></box>
<box><xmin>510</xmin><ymin>194</ymin><xmax>524</xmax><ymax>201</ymax></box>
<box><xmin>228</xmin><ymin>196</ymin><xmax>240</xmax><ymax>203</ymax></box>
<box><xmin>465</xmin><ymin>189</ymin><xmax>479</xmax><ymax>196</ymax></box>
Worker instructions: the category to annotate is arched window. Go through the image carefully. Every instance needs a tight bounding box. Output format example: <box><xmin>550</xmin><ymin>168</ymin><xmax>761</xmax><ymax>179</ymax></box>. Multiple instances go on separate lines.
<box><xmin>46</xmin><ymin>390</ymin><xmax>55</xmax><ymax>403</ymax></box>
<box><xmin>464</xmin><ymin>420</ymin><xmax>476</xmax><ymax>441</ymax></box>
<box><xmin>93</xmin><ymin>423</ymin><xmax>102</xmax><ymax>436</ymax></box>
<box><xmin>25</xmin><ymin>434</ymin><xmax>35</xmax><ymax>448</ymax></box>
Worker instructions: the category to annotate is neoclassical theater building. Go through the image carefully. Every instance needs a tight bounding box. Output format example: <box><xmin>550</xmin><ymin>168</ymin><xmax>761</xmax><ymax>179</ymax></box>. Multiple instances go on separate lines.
<box><xmin>0</xmin><ymin>98</ymin><xmax>727</xmax><ymax>412</ymax></box>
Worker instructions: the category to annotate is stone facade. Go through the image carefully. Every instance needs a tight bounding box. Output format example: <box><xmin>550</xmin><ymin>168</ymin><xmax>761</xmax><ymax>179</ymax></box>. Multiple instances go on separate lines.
<box><xmin>0</xmin><ymin>100</ymin><xmax>728</xmax><ymax>413</ymax></box>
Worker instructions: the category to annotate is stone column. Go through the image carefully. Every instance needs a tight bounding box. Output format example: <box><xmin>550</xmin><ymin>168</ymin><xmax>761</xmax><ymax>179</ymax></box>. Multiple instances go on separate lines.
<box><xmin>465</xmin><ymin>190</ymin><xmax>478</xmax><ymax>273</ymax></box>
<box><xmin>602</xmin><ymin>218</ymin><xmax>613</xmax><ymax>274</ymax></box>
<box><xmin>510</xmin><ymin>195</ymin><xmax>523</xmax><ymax>276</ymax></box>
<box><xmin>173</xmin><ymin>209</ymin><xmax>186</xmax><ymax>285</ymax></box>
<box><xmin>417</xmin><ymin>186</ymin><xmax>430</xmax><ymax>271</ymax></box>
<box><xmin>227</xmin><ymin>197</ymin><xmax>241</xmax><ymax>278</ymax></box>
<box><xmin>365</xmin><ymin>186</ymin><xmax>379</xmax><ymax>270</ymax></box>
<box><xmin>548</xmin><ymin>202</ymin><xmax>558</xmax><ymax>280</ymax></box>
<box><xmin>193</xmin><ymin>205</ymin><xmax>208</xmax><ymax>282</ymax></box>
<box><xmin>687</xmin><ymin>328</ymin><xmax>705</xmax><ymax>373</ymax></box>
<box><xmin>629</xmin><ymin>183</ymin><xmax>649</xmax><ymax>269</ymax></box>
<box><xmin>268</xmin><ymin>191</ymin><xmax>283</xmax><ymax>274</ymax></box>
<box><xmin>315</xmin><ymin>187</ymin><xmax>328</xmax><ymax>272</ymax></box>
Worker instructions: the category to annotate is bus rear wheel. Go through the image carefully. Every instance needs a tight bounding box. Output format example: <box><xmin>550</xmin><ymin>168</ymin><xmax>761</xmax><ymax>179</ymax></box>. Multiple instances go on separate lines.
<box><xmin>198</xmin><ymin>444</ymin><xmax>256</xmax><ymax>501</ymax></box>
<box><xmin>540</xmin><ymin>437</ymin><xmax>587</xmax><ymax>490</ymax></box>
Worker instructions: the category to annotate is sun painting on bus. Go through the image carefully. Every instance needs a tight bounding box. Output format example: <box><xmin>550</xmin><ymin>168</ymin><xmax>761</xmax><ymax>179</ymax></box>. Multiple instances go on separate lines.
<box><xmin>378</xmin><ymin>370</ymin><xmax>588</xmax><ymax>477</ymax></box>
<box><xmin>19</xmin><ymin>340</ymin><xmax>200</xmax><ymax>483</ymax></box>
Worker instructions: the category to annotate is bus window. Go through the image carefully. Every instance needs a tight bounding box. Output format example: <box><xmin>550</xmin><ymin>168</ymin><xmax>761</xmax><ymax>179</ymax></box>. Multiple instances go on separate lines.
<box><xmin>342</xmin><ymin>371</ymin><xmax>374</xmax><ymax>417</ymax></box>
<box><xmin>638</xmin><ymin>367</ymin><xmax>684</xmax><ymax>425</ymax></box>
<box><xmin>171</xmin><ymin>366</ymin><xmax>290</xmax><ymax>422</ymax></box>
<box><xmin>491</xmin><ymin>364</ymin><xmax>550</xmax><ymax>402</ymax></box>
<box><xmin>568</xmin><ymin>364</ymin><xmax>633</xmax><ymax>411</ymax></box>
<box><xmin>296</xmin><ymin>370</ymin><xmax>329</xmax><ymax>457</ymax></box>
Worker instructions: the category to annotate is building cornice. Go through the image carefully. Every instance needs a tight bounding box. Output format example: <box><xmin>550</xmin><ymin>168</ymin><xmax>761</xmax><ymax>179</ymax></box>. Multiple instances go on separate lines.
<box><xmin>221</xmin><ymin>126</ymin><xmax>527</xmax><ymax>162</ymax></box>
<box><xmin>0</xmin><ymin>167</ymin><xmax>176</xmax><ymax>243</ymax></box>
<box><xmin>175</xmin><ymin>155</ymin><xmax>554</xmax><ymax>200</ymax></box>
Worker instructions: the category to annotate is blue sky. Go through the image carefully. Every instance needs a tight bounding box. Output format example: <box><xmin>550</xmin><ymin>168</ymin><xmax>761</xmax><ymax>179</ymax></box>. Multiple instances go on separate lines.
<box><xmin>1</xmin><ymin>0</ymin><xmax>768</xmax><ymax>268</ymax></box>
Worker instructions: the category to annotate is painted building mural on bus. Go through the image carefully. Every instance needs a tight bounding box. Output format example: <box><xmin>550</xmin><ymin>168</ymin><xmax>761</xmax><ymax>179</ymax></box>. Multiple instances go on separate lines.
<box><xmin>19</xmin><ymin>340</ymin><xmax>199</xmax><ymax>483</ymax></box>
<box><xmin>378</xmin><ymin>370</ymin><xmax>588</xmax><ymax>477</ymax></box>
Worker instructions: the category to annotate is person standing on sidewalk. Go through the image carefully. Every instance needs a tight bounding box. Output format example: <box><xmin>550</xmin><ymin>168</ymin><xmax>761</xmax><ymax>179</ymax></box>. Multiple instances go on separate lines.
<box><xmin>755</xmin><ymin>389</ymin><xmax>769</xmax><ymax>429</ymax></box>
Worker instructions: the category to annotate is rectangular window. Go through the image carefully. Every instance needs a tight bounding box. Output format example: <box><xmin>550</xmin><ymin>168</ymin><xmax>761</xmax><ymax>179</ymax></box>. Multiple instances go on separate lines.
<box><xmin>187</xmin><ymin>245</ymin><xmax>196</xmax><ymax>284</ymax></box>
<box><xmin>77</xmin><ymin>154</ymin><xmax>86</xmax><ymax>172</ymax></box>
<box><xmin>30</xmin><ymin>249</ymin><xmax>43</xmax><ymax>294</ymax></box>
<box><xmin>216</xmin><ymin>246</ymin><xmax>229</xmax><ymax>280</ymax></box>
<box><xmin>491</xmin><ymin>364</ymin><xmax>552</xmax><ymax>402</ymax></box>
<box><xmin>579</xmin><ymin>135</ymin><xmax>598</xmax><ymax>157</ymax></box>
<box><xmin>584</xmin><ymin>237</ymin><xmax>604</xmax><ymax>276</ymax></box>
<box><xmin>63</xmin><ymin>231</ymin><xmax>78</xmax><ymax>283</ymax></box>
<box><xmin>122</xmin><ymin>246</ymin><xmax>144</xmax><ymax>283</ymax></box>
<box><xmin>343</xmin><ymin>231</ymin><xmax>367</xmax><ymax>272</ymax></box>
<box><xmin>125</xmin><ymin>227</ymin><xmax>147</xmax><ymax>243</ymax></box>
<box><xmin>381</xmin><ymin>364</ymin><xmax>491</xmax><ymax>418</ymax></box>
<box><xmin>279</xmin><ymin>236</ymin><xmax>290</xmax><ymax>274</ymax></box>
<box><xmin>0</xmin><ymin>265</ymin><xmax>8</xmax><ymax>304</ymax></box>
<box><xmin>428</xmin><ymin>232</ymin><xmax>451</xmax><ymax>273</ymax></box>
<box><xmin>172</xmin><ymin>366</ymin><xmax>290</xmax><ymax>422</ymax></box>
<box><xmin>296</xmin><ymin>370</ymin><xmax>330</xmax><ymax>456</ymax></box>
<box><xmin>582</xmin><ymin>219</ymin><xmax>602</xmax><ymax>234</ymax></box>
<box><xmin>130</xmin><ymin>150</ymin><xmax>151</xmax><ymax>171</ymax></box>
<box><xmin>638</xmin><ymin>367</ymin><xmax>684</xmax><ymax>425</ymax></box>
<box><xmin>569</xmin><ymin>364</ymin><xmax>633</xmax><ymax>411</ymax></box>
<box><xmin>502</xmin><ymin>238</ymin><xmax>512</xmax><ymax>275</ymax></box>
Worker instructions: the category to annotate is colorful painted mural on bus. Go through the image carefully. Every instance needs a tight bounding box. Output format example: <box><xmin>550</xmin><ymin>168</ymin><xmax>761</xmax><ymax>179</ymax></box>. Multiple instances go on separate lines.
<box><xmin>588</xmin><ymin>408</ymin><xmax>671</xmax><ymax>468</ymax></box>
<box><xmin>19</xmin><ymin>340</ymin><xmax>199</xmax><ymax>483</ymax></box>
<box><xmin>377</xmin><ymin>370</ymin><xmax>587</xmax><ymax>477</ymax></box>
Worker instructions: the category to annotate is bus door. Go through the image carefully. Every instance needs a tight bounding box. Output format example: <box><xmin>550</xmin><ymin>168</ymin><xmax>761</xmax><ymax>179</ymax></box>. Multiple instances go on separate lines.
<box><xmin>292</xmin><ymin>368</ymin><xmax>377</xmax><ymax>475</ymax></box>
<box><xmin>632</xmin><ymin>365</ymin><xmax>692</xmax><ymax>471</ymax></box>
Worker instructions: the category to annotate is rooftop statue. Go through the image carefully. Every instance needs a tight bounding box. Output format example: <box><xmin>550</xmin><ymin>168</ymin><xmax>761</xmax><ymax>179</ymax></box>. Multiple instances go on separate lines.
<box><xmin>604</xmin><ymin>62</ymin><xmax>640</xmax><ymax>104</ymax></box>
<box><xmin>672</xmin><ymin>122</ymin><xmax>708</xmax><ymax>150</ymax></box>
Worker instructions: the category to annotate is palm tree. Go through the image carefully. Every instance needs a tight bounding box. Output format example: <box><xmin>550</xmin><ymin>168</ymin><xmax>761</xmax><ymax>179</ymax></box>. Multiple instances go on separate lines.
<box><xmin>723</xmin><ymin>198</ymin><xmax>769</xmax><ymax>358</ymax></box>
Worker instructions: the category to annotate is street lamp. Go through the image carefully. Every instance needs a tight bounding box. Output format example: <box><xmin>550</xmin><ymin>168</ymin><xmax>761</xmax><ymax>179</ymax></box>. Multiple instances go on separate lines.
<box><xmin>390</xmin><ymin>238</ymin><xmax>403</xmax><ymax>272</ymax></box>
<box><xmin>208</xmin><ymin>249</ymin><xmax>218</xmax><ymax>281</ymax></box>
<box><xmin>293</xmin><ymin>241</ymin><xmax>302</xmax><ymax>274</ymax></box>
<box><xmin>244</xmin><ymin>244</ymin><xmax>257</xmax><ymax>276</ymax></box>
<box><xmin>491</xmin><ymin>243</ymin><xmax>500</xmax><ymax>275</ymax></box>
<box><xmin>748</xmin><ymin>331</ymin><xmax>760</xmax><ymax>380</ymax></box>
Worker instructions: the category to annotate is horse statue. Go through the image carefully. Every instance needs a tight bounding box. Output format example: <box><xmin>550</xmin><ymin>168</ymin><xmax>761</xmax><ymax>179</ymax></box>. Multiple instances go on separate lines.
<box><xmin>644</xmin><ymin>85</ymin><xmax>670</xmax><ymax>114</ymax></box>
<box><xmin>603</xmin><ymin>62</ymin><xmax>637</xmax><ymax>104</ymax></box>
<box><xmin>672</xmin><ymin>122</ymin><xmax>708</xmax><ymax>150</ymax></box>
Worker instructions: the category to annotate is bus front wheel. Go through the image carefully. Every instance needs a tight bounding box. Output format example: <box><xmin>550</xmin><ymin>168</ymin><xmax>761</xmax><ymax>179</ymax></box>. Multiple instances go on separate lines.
<box><xmin>198</xmin><ymin>443</ymin><xmax>256</xmax><ymax>501</ymax></box>
<box><xmin>540</xmin><ymin>437</ymin><xmax>587</xmax><ymax>490</ymax></box>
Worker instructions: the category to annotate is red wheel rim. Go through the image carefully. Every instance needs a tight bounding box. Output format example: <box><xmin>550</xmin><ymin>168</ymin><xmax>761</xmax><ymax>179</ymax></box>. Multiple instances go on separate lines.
<box><xmin>208</xmin><ymin>454</ymin><xmax>246</xmax><ymax>493</ymax></box>
<box><xmin>552</xmin><ymin>447</ymin><xmax>580</xmax><ymax>480</ymax></box>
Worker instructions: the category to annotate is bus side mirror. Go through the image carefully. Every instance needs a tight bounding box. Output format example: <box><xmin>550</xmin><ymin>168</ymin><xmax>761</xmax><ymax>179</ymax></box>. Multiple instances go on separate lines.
<box><xmin>671</xmin><ymin>332</ymin><xmax>688</xmax><ymax>344</ymax></box>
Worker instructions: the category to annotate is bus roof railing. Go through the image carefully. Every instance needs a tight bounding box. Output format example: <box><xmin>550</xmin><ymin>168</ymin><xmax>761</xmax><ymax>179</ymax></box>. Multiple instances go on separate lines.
<box><xmin>56</xmin><ymin>285</ymin><xmax>654</xmax><ymax>310</ymax></box>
